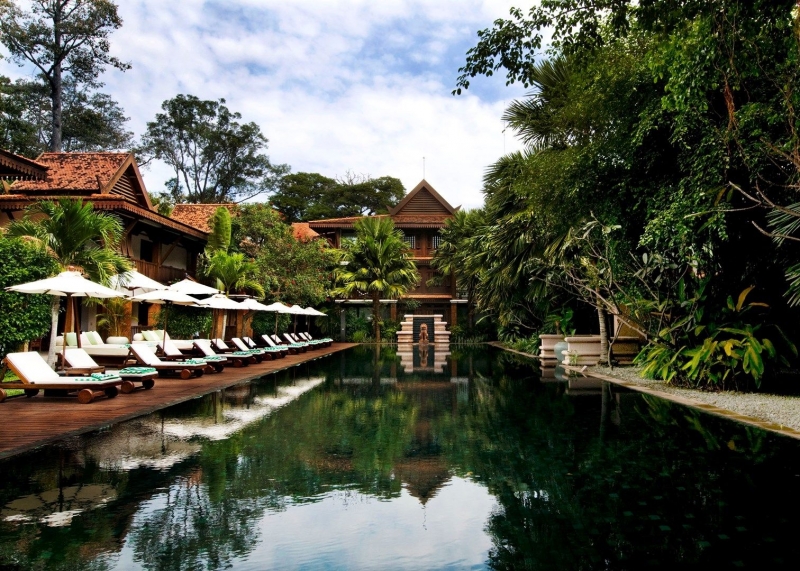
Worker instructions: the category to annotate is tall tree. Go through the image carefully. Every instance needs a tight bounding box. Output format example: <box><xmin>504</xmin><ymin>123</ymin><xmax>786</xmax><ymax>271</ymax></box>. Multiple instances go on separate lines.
<box><xmin>0</xmin><ymin>0</ymin><xmax>130</xmax><ymax>152</ymax></box>
<box><xmin>271</xmin><ymin>172</ymin><xmax>405</xmax><ymax>222</ymax></box>
<box><xmin>138</xmin><ymin>94</ymin><xmax>290</xmax><ymax>204</ymax></box>
<box><xmin>6</xmin><ymin>198</ymin><xmax>130</xmax><ymax>367</ymax></box>
<box><xmin>332</xmin><ymin>217</ymin><xmax>419</xmax><ymax>342</ymax></box>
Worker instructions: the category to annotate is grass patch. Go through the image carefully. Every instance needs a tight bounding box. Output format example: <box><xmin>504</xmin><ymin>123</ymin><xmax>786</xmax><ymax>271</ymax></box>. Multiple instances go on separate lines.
<box><xmin>2</xmin><ymin>370</ymin><xmax>23</xmax><ymax>397</ymax></box>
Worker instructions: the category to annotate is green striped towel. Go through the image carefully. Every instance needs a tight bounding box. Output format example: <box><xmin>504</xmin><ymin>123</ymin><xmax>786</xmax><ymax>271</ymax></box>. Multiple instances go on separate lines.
<box><xmin>119</xmin><ymin>367</ymin><xmax>157</xmax><ymax>375</ymax></box>
<box><xmin>90</xmin><ymin>373</ymin><xmax>122</xmax><ymax>381</ymax></box>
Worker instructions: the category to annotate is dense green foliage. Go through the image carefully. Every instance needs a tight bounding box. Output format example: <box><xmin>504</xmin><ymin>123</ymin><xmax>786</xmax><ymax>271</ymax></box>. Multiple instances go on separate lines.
<box><xmin>0</xmin><ymin>233</ymin><xmax>59</xmax><ymax>358</ymax></box>
<box><xmin>0</xmin><ymin>75</ymin><xmax>132</xmax><ymax>155</ymax></box>
<box><xmin>445</xmin><ymin>0</ymin><xmax>800</xmax><ymax>388</ymax></box>
<box><xmin>270</xmin><ymin>172</ymin><xmax>406</xmax><ymax>222</ymax></box>
<box><xmin>232</xmin><ymin>203</ymin><xmax>337</xmax><ymax>306</ymax></box>
<box><xmin>333</xmin><ymin>217</ymin><xmax>419</xmax><ymax>341</ymax></box>
<box><xmin>138</xmin><ymin>94</ymin><xmax>290</xmax><ymax>203</ymax></box>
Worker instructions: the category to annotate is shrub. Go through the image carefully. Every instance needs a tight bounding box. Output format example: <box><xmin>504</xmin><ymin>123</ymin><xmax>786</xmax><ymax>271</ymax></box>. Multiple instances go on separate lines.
<box><xmin>0</xmin><ymin>235</ymin><xmax>59</xmax><ymax>359</ymax></box>
<box><xmin>635</xmin><ymin>280</ymin><xmax>796</xmax><ymax>390</ymax></box>
<box><xmin>154</xmin><ymin>306</ymin><xmax>213</xmax><ymax>339</ymax></box>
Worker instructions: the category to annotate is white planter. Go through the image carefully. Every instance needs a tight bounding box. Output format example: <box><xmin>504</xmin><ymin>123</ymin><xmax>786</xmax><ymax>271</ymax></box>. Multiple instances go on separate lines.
<box><xmin>106</xmin><ymin>336</ymin><xmax>129</xmax><ymax>345</ymax></box>
<box><xmin>563</xmin><ymin>335</ymin><xmax>601</xmax><ymax>366</ymax></box>
<box><xmin>539</xmin><ymin>334</ymin><xmax>565</xmax><ymax>364</ymax></box>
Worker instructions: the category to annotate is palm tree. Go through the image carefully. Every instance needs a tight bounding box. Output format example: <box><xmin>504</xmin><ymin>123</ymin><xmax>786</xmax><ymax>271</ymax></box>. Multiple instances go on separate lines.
<box><xmin>7</xmin><ymin>198</ymin><xmax>131</xmax><ymax>367</ymax></box>
<box><xmin>203</xmin><ymin>249</ymin><xmax>264</xmax><ymax>337</ymax></box>
<box><xmin>333</xmin><ymin>217</ymin><xmax>419</xmax><ymax>342</ymax></box>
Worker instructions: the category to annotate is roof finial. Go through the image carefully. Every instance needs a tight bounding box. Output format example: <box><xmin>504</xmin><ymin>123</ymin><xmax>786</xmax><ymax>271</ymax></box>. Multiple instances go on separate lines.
<box><xmin>423</xmin><ymin>156</ymin><xmax>425</xmax><ymax>180</ymax></box>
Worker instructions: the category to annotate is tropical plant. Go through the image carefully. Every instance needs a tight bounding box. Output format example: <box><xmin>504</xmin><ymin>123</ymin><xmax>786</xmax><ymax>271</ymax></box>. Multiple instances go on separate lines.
<box><xmin>154</xmin><ymin>305</ymin><xmax>212</xmax><ymax>340</ymax></box>
<box><xmin>635</xmin><ymin>281</ymin><xmax>796</xmax><ymax>390</ymax></box>
<box><xmin>332</xmin><ymin>217</ymin><xmax>419</xmax><ymax>342</ymax></box>
<box><xmin>203</xmin><ymin>249</ymin><xmax>264</xmax><ymax>336</ymax></box>
<box><xmin>95</xmin><ymin>296</ymin><xmax>127</xmax><ymax>337</ymax></box>
<box><xmin>6</xmin><ymin>198</ymin><xmax>130</xmax><ymax>366</ymax></box>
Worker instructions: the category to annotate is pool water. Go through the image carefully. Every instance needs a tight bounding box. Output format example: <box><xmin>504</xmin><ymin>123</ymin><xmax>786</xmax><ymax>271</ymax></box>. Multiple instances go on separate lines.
<box><xmin>1</xmin><ymin>345</ymin><xmax>800</xmax><ymax>570</ymax></box>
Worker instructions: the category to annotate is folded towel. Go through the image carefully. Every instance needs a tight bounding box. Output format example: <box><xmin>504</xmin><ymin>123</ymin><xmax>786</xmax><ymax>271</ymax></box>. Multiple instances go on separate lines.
<box><xmin>119</xmin><ymin>367</ymin><xmax>157</xmax><ymax>375</ymax></box>
<box><xmin>183</xmin><ymin>359</ymin><xmax>207</xmax><ymax>365</ymax></box>
<box><xmin>90</xmin><ymin>372</ymin><xmax>122</xmax><ymax>381</ymax></box>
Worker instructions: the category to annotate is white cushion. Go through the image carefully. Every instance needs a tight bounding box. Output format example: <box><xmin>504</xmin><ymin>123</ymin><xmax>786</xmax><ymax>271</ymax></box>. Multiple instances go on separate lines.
<box><xmin>5</xmin><ymin>352</ymin><xmax>60</xmax><ymax>381</ymax></box>
<box><xmin>88</xmin><ymin>331</ymin><xmax>104</xmax><ymax>345</ymax></box>
<box><xmin>129</xmin><ymin>343</ymin><xmax>162</xmax><ymax>365</ymax></box>
<box><xmin>142</xmin><ymin>331</ymin><xmax>158</xmax><ymax>342</ymax></box>
<box><xmin>64</xmin><ymin>348</ymin><xmax>100</xmax><ymax>369</ymax></box>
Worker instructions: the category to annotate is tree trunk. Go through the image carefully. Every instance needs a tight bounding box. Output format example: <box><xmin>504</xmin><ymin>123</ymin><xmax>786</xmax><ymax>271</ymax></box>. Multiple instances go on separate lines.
<box><xmin>372</xmin><ymin>292</ymin><xmax>381</xmax><ymax>343</ymax></box>
<box><xmin>47</xmin><ymin>296</ymin><xmax>60</xmax><ymax>368</ymax></box>
<box><xmin>597</xmin><ymin>298</ymin><xmax>609</xmax><ymax>365</ymax></box>
<box><xmin>49</xmin><ymin>4</ymin><xmax>63</xmax><ymax>152</ymax></box>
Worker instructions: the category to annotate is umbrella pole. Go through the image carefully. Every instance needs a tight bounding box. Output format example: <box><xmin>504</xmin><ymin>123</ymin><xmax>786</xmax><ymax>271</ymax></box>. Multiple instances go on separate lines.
<box><xmin>74</xmin><ymin>296</ymin><xmax>82</xmax><ymax>349</ymax></box>
<box><xmin>62</xmin><ymin>294</ymin><xmax>70</xmax><ymax>371</ymax></box>
<box><xmin>163</xmin><ymin>302</ymin><xmax>170</xmax><ymax>341</ymax></box>
<box><xmin>274</xmin><ymin>313</ymin><xmax>278</xmax><ymax>336</ymax></box>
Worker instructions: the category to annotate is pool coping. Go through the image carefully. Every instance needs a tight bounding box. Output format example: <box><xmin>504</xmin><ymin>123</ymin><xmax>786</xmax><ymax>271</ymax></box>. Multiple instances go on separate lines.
<box><xmin>489</xmin><ymin>341</ymin><xmax>800</xmax><ymax>442</ymax></box>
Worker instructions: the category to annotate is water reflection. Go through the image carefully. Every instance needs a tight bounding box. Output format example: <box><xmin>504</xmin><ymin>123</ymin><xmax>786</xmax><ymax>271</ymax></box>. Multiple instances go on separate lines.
<box><xmin>0</xmin><ymin>346</ymin><xmax>800</xmax><ymax>570</ymax></box>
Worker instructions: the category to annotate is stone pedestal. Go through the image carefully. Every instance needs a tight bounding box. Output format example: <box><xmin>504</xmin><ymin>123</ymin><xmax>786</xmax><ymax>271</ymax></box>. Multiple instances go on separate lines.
<box><xmin>396</xmin><ymin>314</ymin><xmax>451</xmax><ymax>345</ymax></box>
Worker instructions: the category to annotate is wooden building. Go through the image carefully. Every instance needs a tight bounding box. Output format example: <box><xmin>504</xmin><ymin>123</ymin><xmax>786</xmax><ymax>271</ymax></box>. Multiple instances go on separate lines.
<box><xmin>0</xmin><ymin>150</ymin><xmax>209</xmax><ymax>335</ymax></box>
<box><xmin>307</xmin><ymin>180</ymin><xmax>466</xmax><ymax>325</ymax></box>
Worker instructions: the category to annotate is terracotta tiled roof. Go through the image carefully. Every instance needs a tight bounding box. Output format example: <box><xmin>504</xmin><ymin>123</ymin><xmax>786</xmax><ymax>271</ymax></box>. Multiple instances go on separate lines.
<box><xmin>291</xmin><ymin>222</ymin><xmax>320</xmax><ymax>241</ymax></box>
<box><xmin>170</xmin><ymin>204</ymin><xmax>239</xmax><ymax>233</ymax></box>
<box><xmin>13</xmin><ymin>153</ymin><xmax>129</xmax><ymax>193</ymax></box>
<box><xmin>307</xmin><ymin>214</ymin><xmax>451</xmax><ymax>229</ymax></box>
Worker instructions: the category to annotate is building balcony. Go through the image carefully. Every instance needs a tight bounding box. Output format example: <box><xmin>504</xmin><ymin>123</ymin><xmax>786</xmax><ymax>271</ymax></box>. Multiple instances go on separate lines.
<box><xmin>131</xmin><ymin>259</ymin><xmax>187</xmax><ymax>284</ymax></box>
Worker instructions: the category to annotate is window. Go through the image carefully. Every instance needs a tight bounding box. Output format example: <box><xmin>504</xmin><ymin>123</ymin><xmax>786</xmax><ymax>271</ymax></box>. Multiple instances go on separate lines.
<box><xmin>432</xmin><ymin>235</ymin><xmax>442</xmax><ymax>250</ymax></box>
<box><xmin>403</xmin><ymin>234</ymin><xmax>416</xmax><ymax>249</ymax></box>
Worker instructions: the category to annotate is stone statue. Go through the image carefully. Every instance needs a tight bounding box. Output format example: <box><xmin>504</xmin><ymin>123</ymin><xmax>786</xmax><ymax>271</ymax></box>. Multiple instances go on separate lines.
<box><xmin>419</xmin><ymin>323</ymin><xmax>429</xmax><ymax>344</ymax></box>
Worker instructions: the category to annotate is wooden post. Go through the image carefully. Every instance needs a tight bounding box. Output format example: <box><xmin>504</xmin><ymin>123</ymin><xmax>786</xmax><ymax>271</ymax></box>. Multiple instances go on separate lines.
<box><xmin>450</xmin><ymin>303</ymin><xmax>457</xmax><ymax>326</ymax></box>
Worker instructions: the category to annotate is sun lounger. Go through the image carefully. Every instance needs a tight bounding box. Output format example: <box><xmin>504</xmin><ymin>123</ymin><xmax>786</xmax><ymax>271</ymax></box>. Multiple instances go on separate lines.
<box><xmin>300</xmin><ymin>332</ymin><xmax>332</xmax><ymax>346</ymax></box>
<box><xmin>230</xmin><ymin>338</ymin><xmax>272</xmax><ymax>361</ymax></box>
<box><xmin>243</xmin><ymin>336</ymin><xmax>286</xmax><ymax>358</ymax></box>
<box><xmin>210</xmin><ymin>339</ymin><xmax>257</xmax><ymax>364</ymax></box>
<box><xmin>263</xmin><ymin>334</ymin><xmax>300</xmax><ymax>354</ymax></box>
<box><xmin>157</xmin><ymin>338</ymin><xmax>220</xmax><ymax>373</ymax></box>
<box><xmin>193</xmin><ymin>339</ymin><xmax>245</xmax><ymax>368</ymax></box>
<box><xmin>292</xmin><ymin>333</ymin><xmax>326</xmax><ymax>348</ymax></box>
<box><xmin>258</xmin><ymin>335</ymin><xmax>289</xmax><ymax>357</ymax></box>
<box><xmin>128</xmin><ymin>344</ymin><xmax>206</xmax><ymax>379</ymax></box>
<box><xmin>1</xmin><ymin>352</ymin><xmax>125</xmax><ymax>404</ymax></box>
<box><xmin>62</xmin><ymin>348</ymin><xmax>158</xmax><ymax>393</ymax></box>
<box><xmin>282</xmin><ymin>333</ymin><xmax>309</xmax><ymax>352</ymax></box>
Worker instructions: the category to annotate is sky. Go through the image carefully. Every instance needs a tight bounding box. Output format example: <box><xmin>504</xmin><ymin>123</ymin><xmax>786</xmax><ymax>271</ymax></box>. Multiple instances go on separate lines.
<box><xmin>2</xmin><ymin>0</ymin><xmax>530</xmax><ymax>210</ymax></box>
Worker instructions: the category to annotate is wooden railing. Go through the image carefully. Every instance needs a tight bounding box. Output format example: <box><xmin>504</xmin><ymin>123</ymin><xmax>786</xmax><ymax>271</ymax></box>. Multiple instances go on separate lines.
<box><xmin>132</xmin><ymin>259</ymin><xmax>187</xmax><ymax>284</ymax></box>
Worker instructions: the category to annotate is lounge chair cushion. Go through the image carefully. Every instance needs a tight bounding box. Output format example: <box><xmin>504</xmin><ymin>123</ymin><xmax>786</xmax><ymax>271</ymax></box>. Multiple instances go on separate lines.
<box><xmin>88</xmin><ymin>331</ymin><xmax>104</xmax><ymax>345</ymax></box>
<box><xmin>5</xmin><ymin>352</ymin><xmax>61</xmax><ymax>382</ymax></box>
<box><xmin>142</xmin><ymin>331</ymin><xmax>159</xmax><ymax>342</ymax></box>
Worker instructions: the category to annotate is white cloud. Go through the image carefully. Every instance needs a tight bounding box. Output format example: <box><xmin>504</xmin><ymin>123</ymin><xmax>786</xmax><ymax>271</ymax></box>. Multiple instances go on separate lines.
<box><xmin>2</xmin><ymin>0</ymin><xmax>532</xmax><ymax>209</ymax></box>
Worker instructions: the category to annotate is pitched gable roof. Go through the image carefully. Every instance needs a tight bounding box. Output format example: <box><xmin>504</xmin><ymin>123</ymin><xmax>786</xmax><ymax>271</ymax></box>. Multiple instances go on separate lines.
<box><xmin>389</xmin><ymin>180</ymin><xmax>456</xmax><ymax>216</ymax></box>
<box><xmin>170</xmin><ymin>204</ymin><xmax>239</xmax><ymax>233</ymax></box>
<box><xmin>11</xmin><ymin>153</ymin><xmax>153</xmax><ymax>209</ymax></box>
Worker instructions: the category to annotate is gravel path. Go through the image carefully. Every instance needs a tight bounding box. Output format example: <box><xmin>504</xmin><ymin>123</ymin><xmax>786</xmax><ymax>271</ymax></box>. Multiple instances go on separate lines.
<box><xmin>591</xmin><ymin>365</ymin><xmax>800</xmax><ymax>433</ymax></box>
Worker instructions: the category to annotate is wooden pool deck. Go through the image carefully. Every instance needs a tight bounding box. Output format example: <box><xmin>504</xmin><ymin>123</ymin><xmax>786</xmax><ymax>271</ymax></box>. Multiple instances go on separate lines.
<box><xmin>0</xmin><ymin>343</ymin><xmax>357</xmax><ymax>460</ymax></box>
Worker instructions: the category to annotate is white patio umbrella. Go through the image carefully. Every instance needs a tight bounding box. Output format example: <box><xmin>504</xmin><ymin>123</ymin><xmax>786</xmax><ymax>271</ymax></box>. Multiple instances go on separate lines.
<box><xmin>6</xmin><ymin>270</ymin><xmax>125</xmax><ymax>367</ymax></box>
<box><xmin>109</xmin><ymin>270</ymin><xmax>166</xmax><ymax>296</ymax></box>
<box><xmin>237</xmin><ymin>298</ymin><xmax>270</xmax><ymax>339</ymax></box>
<box><xmin>130</xmin><ymin>289</ymin><xmax>199</xmax><ymax>340</ymax></box>
<box><xmin>263</xmin><ymin>301</ymin><xmax>292</xmax><ymax>335</ymax></box>
<box><xmin>169</xmin><ymin>279</ymin><xmax>220</xmax><ymax>296</ymax></box>
<box><xmin>287</xmin><ymin>304</ymin><xmax>309</xmax><ymax>334</ymax></box>
<box><xmin>300</xmin><ymin>307</ymin><xmax>327</xmax><ymax>333</ymax></box>
<box><xmin>197</xmin><ymin>294</ymin><xmax>243</xmax><ymax>339</ymax></box>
